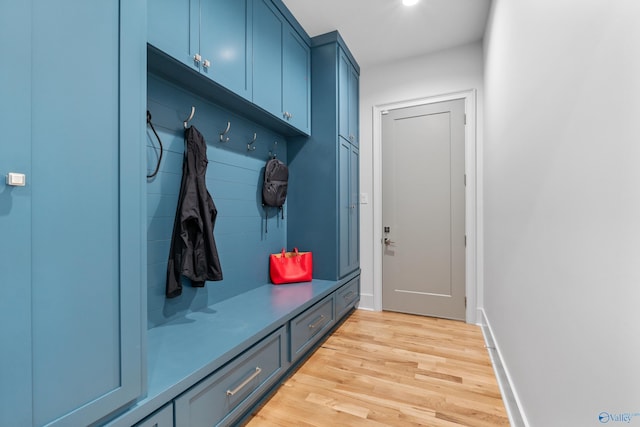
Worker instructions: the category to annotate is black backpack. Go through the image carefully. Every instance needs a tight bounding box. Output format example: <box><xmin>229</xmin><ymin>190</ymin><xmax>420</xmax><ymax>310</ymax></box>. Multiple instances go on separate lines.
<box><xmin>262</xmin><ymin>158</ymin><xmax>288</xmax><ymax>232</ymax></box>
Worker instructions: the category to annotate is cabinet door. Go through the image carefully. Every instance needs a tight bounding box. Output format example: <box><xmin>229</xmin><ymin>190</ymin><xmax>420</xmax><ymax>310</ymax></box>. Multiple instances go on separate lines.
<box><xmin>349</xmin><ymin>146</ymin><xmax>360</xmax><ymax>271</ymax></box>
<box><xmin>253</xmin><ymin>0</ymin><xmax>283</xmax><ymax>119</ymax></box>
<box><xmin>338</xmin><ymin>140</ymin><xmax>351</xmax><ymax>277</ymax></box>
<box><xmin>0</xmin><ymin>2</ymin><xmax>33</xmax><ymax>426</ymax></box>
<box><xmin>200</xmin><ymin>0</ymin><xmax>252</xmax><ymax>100</ymax></box>
<box><xmin>339</xmin><ymin>141</ymin><xmax>359</xmax><ymax>278</ymax></box>
<box><xmin>148</xmin><ymin>0</ymin><xmax>199</xmax><ymax>71</ymax></box>
<box><xmin>338</xmin><ymin>49</ymin><xmax>350</xmax><ymax>142</ymax></box>
<box><xmin>1</xmin><ymin>1</ymin><xmax>145</xmax><ymax>426</ymax></box>
<box><xmin>348</xmin><ymin>66</ymin><xmax>360</xmax><ymax>147</ymax></box>
<box><xmin>338</xmin><ymin>48</ymin><xmax>359</xmax><ymax>146</ymax></box>
<box><xmin>282</xmin><ymin>24</ymin><xmax>310</xmax><ymax>134</ymax></box>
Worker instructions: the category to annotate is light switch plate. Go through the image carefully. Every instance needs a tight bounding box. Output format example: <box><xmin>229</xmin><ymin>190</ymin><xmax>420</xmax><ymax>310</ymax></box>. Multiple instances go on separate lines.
<box><xmin>6</xmin><ymin>172</ymin><xmax>26</xmax><ymax>187</ymax></box>
<box><xmin>360</xmin><ymin>192</ymin><xmax>369</xmax><ymax>204</ymax></box>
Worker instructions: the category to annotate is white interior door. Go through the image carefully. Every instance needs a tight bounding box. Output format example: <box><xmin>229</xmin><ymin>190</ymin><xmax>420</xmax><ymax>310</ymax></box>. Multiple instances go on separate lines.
<box><xmin>381</xmin><ymin>99</ymin><xmax>466</xmax><ymax>320</ymax></box>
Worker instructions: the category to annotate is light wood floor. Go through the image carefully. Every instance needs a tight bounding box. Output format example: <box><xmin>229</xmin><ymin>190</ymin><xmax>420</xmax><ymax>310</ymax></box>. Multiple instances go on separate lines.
<box><xmin>244</xmin><ymin>309</ymin><xmax>509</xmax><ymax>427</ymax></box>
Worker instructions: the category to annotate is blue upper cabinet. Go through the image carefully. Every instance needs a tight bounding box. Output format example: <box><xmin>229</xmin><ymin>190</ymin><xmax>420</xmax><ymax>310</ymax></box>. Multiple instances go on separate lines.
<box><xmin>148</xmin><ymin>0</ymin><xmax>194</xmax><ymax>69</ymax></box>
<box><xmin>253</xmin><ymin>0</ymin><xmax>284</xmax><ymax>119</ymax></box>
<box><xmin>254</xmin><ymin>0</ymin><xmax>311</xmax><ymax>135</ymax></box>
<box><xmin>200</xmin><ymin>0</ymin><xmax>253</xmax><ymax>100</ymax></box>
<box><xmin>148</xmin><ymin>0</ymin><xmax>253</xmax><ymax>100</ymax></box>
<box><xmin>0</xmin><ymin>1</ymin><xmax>146</xmax><ymax>426</ymax></box>
<box><xmin>148</xmin><ymin>0</ymin><xmax>310</xmax><ymax>135</ymax></box>
<box><xmin>338</xmin><ymin>48</ymin><xmax>360</xmax><ymax>147</ymax></box>
<box><xmin>283</xmin><ymin>25</ymin><xmax>311</xmax><ymax>134</ymax></box>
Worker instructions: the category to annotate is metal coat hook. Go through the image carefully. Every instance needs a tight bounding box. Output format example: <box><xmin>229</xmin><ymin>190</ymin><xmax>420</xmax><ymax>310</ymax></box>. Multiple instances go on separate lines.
<box><xmin>219</xmin><ymin>121</ymin><xmax>231</xmax><ymax>142</ymax></box>
<box><xmin>268</xmin><ymin>141</ymin><xmax>278</xmax><ymax>158</ymax></box>
<box><xmin>183</xmin><ymin>106</ymin><xmax>196</xmax><ymax>129</ymax></box>
<box><xmin>247</xmin><ymin>133</ymin><xmax>257</xmax><ymax>151</ymax></box>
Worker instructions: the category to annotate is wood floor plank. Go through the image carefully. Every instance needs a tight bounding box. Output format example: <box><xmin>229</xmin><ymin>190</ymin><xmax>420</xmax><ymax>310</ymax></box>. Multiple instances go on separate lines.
<box><xmin>244</xmin><ymin>310</ymin><xmax>509</xmax><ymax>426</ymax></box>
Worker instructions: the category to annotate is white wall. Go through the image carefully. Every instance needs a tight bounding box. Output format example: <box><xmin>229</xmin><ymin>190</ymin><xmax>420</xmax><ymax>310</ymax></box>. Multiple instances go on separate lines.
<box><xmin>483</xmin><ymin>1</ymin><xmax>640</xmax><ymax>426</ymax></box>
<box><xmin>358</xmin><ymin>42</ymin><xmax>485</xmax><ymax>311</ymax></box>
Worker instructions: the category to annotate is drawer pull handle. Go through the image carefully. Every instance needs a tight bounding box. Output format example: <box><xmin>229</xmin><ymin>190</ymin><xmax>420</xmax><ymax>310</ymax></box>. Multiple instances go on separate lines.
<box><xmin>226</xmin><ymin>367</ymin><xmax>262</xmax><ymax>396</ymax></box>
<box><xmin>343</xmin><ymin>291</ymin><xmax>355</xmax><ymax>300</ymax></box>
<box><xmin>309</xmin><ymin>314</ymin><xmax>326</xmax><ymax>330</ymax></box>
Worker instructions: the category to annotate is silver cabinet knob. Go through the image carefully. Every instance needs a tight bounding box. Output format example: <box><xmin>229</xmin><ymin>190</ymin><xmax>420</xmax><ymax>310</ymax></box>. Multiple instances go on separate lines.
<box><xmin>193</xmin><ymin>54</ymin><xmax>202</xmax><ymax>64</ymax></box>
<box><xmin>203</xmin><ymin>59</ymin><xmax>211</xmax><ymax>68</ymax></box>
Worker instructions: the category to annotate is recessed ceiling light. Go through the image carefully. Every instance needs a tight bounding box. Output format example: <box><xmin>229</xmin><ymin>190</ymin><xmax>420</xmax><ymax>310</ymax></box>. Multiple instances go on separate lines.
<box><xmin>403</xmin><ymin>0</ymin><xmax>419</xmax><ymax>6</ymax></box>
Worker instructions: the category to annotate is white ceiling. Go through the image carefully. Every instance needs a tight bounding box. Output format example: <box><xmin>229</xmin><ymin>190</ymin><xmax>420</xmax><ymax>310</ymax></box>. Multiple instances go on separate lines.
<box><xmin>282</xmin><ymin>0</ymin><xmax>492</xmax><ymax>68</ymax></box>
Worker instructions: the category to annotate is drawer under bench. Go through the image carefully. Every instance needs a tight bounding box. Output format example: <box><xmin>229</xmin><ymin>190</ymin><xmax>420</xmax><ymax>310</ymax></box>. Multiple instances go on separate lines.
<box><xmin>175</xmin><ymin>327</ymin><xmax>287</xmax><ymax>427</ymax></box>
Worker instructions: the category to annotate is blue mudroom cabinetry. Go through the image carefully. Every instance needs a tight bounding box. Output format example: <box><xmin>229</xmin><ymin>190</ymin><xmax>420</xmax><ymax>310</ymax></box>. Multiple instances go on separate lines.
<box><xmin>0</xmin><ymin>0</ymin><xmax>359</xmax><ymax>425</ymax></box>
<box><xmin>0</xmin><ymin>1</ymin><xmax>146</xmax><ymax>426</ymax></box>
<box><xmin>288</xmin><ymin>31</ymin><xmax>361</xmax><ymax>281</ymax></box>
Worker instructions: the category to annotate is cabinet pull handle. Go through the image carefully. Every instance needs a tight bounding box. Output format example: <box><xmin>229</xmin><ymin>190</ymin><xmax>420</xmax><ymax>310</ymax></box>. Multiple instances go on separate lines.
<box><xmin>226</xmin><ymin>367</ymin><xmax>262</xmax><ymax>396</ymax></box>
<box><xmin>193</xmin><ymin>54</ymin><xmax>202</xmax><ymax>64</ymax></box>
<box><xmin>203</xmin><ymin>59</ymin><xmax>211</xmax><ymax>69</ymax></box>
<box><xmin>343</xmin><ymin>291</ymin><xmax>355</xmax><ymax>300</ymax></box>
<box><xmin>308</xmin><ymin>314</ymin><xmax>326</xmax><ymax>330</ymax></box>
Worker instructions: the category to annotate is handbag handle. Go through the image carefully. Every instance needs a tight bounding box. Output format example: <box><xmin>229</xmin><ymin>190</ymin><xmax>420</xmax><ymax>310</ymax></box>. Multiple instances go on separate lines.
<box><xmin>280</xmin><ymin>248</ymin><xmax>300</xmax><ymax>257</ymax></box>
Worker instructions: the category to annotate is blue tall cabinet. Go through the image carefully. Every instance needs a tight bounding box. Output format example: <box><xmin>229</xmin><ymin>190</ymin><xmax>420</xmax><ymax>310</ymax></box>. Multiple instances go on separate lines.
<box><xmin>288</xmin><ymin>31</ymin><xmax>361</xmax><ymax>280</ymax></box>
<box><xmin>0</xmin><ymin>1</ymin><xmax>146</xmax><ymax>426</ymax></box>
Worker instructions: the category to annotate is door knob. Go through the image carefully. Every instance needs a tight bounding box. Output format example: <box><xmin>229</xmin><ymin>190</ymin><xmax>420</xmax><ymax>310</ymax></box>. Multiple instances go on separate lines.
<box><xmin>384</xmin><ymin>238</ymin><xmax>395</xmax><ymax>246</ymax></box>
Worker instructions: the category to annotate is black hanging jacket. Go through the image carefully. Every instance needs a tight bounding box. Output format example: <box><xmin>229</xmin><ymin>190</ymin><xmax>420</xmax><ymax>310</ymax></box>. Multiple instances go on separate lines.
<box><xmin>166</xmin><ymin>126</ymin><xmax>223</xmax><ymax>298</ymax></box>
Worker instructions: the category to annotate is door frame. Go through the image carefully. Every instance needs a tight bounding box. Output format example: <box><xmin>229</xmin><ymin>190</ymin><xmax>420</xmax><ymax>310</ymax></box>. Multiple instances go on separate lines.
<box><xmin>372</xmin><ymin>89</ymin><xmax>478</xmax><ymax>323</ymax></box>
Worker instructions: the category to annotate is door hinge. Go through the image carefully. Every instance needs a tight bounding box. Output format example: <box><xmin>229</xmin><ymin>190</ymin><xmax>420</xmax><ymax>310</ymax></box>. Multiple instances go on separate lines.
<box><xmin>464</xmin><ymin>114</ymin><xmax>467</xmax><ymax>125</ymax></box>
<box><xmin>465</xmin><ymin>297</ymin><xmax>467</xmax><ymax>308</ymax></box>
<box><xmin>464</xmin><ymin>174</ymin><xmax>467</xmax><ymax>186</ymax></box>
<box><xmin>464</xmin><ymin>235</ymin><xmax>467</xmax><ymax>247</ymax></box>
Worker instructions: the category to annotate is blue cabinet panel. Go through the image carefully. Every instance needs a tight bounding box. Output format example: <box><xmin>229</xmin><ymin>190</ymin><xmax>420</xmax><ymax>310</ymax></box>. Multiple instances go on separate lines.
<box><xmin>338</xmin><ymin>50</ymin><xmax>350</xmax><ymax>143</ymax></box>
<box><xmin>339</xmin><ymin>140</ymin><xmax>351</xmax><ymax>278</ymax></box>
<box><xmin>283</xmin><ymin>25</ymin><xmax>311</xmax><ymax>134</ymax></box>
<box><xmin>253</xmin><ymin>0</ymin><xmax>284</xmax><ymax>119</ymax></box>
<box><xmin>338</xmin><ymin>47</ymin><xmax>360</xmax><ymax>147</ymax></box>
<box><xmin>200</xmin><ymin>0</ymin><xmax>253</xmax><ymax>99</ymax></box>
<box><xmin>148</xmin><ymin>0</ymin><xmax>196</xmax><ymax>70</ymax></box>
<box><xmin>348</xmin><ymin>65</ymin><xmax>360</xmax><ymax>147</ymax></box>
<box><xmin>349</xmin><ymin>146</ymin><xmax>360</xmax><ymax>272</ymax></box>
<box><xmin>338</xmin><ymin>142</ymin><xmax>359</xmax><ymax>277</ymax></box>
<box><xmin>1</xmin><ymin>1</ymin><xmax>145</xmax><ymax>425</ymax></box>
<box><xmin>0</xmin><ymin>1</ymin><xmax>33</xmax><ymax>425</ymax></box>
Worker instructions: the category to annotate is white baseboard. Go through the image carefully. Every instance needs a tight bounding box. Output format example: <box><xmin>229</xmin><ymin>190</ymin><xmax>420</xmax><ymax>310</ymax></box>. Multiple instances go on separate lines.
<box><xmin>358</xmin><ymin>293</ymin><xmax>375</xmax><ymax>311</ymax></box>
<box><xmin>478</xmin><ymin>309</ymin><xmax>529</xmax><ymax>427</ymax></box>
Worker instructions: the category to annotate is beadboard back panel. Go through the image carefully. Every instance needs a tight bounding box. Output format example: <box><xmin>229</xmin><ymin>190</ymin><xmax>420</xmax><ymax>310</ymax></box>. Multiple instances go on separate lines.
<box><xmin>146</xmin><ymin>74</ymin><xmax>288</xmax><ymax>328</ymax></box>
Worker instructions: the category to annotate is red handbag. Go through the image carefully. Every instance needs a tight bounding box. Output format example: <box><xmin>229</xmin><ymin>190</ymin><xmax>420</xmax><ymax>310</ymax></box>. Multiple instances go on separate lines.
<box><xmin>269</xmin><ymin>248</ymin><xmax>313</xmax><ymax>284</ymax></box>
